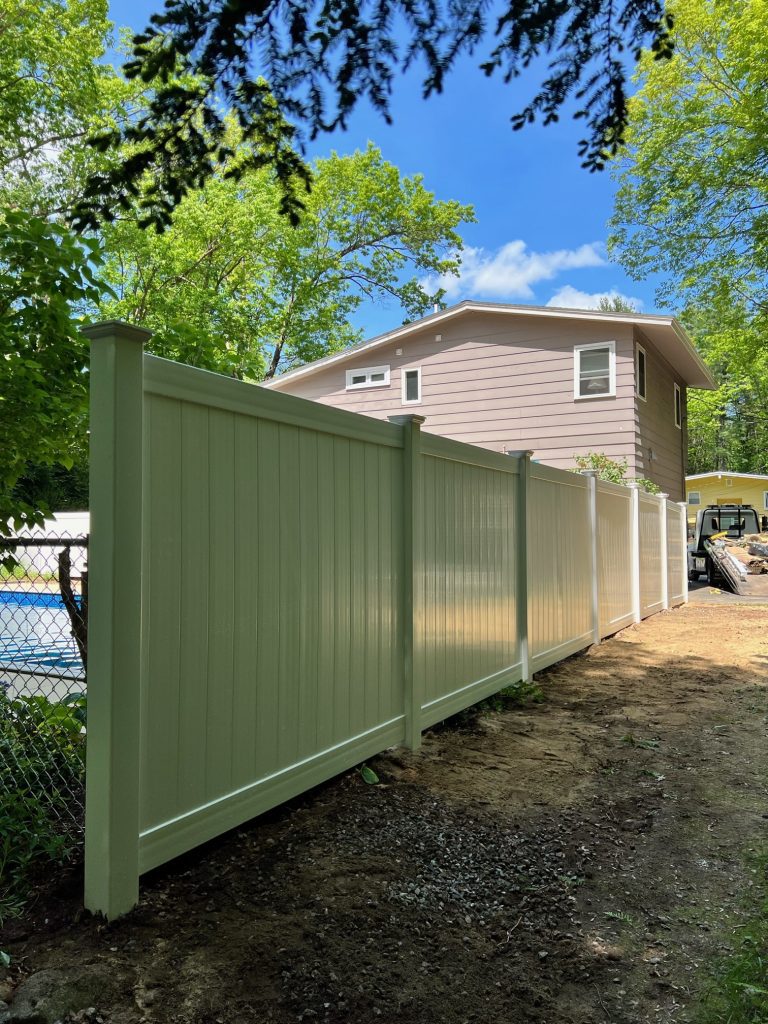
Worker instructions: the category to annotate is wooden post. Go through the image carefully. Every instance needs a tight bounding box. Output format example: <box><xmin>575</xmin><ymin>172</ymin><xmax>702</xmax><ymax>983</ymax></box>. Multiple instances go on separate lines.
<box><xmin>658</xmin><ymin>493</ymin><xmax>669</xmax><ymax>610</ymax></box>
<box><xmin>508</xmin><ymin>451</ymin><xmax>533</xmax><ymax>682</ymax></box>
<box><xmin>628</xmin><ymin>483</ymin><xmax>641</xmax><ymax>623</ymax></box>
<box><xmin>83</xmin><ymin>320</ymin><xmax>151</xmax><ymax>919</ymax></box>
<box><xmin>581</xmin><ymin>470</ymin><xmax>601</xmax><ymax>644</ymax></box>
<box><xmin>389</xmin><ymin>414</ymin><xmax>425</xmax><ymax>750</ymax></box>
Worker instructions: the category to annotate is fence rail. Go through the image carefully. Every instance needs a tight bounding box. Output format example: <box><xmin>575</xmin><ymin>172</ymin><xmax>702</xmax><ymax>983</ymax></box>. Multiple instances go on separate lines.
<box><xmin>83</xmin><ymin>321</ymin><xmax>688</xmax><ymax>918</ymax></box>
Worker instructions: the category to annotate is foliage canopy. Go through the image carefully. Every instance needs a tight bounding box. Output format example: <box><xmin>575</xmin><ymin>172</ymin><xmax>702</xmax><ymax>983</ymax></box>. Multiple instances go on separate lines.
<box><xmin>73</xmin><ymin>0</ymin><xmax>675</xmax><ymax>231</ymax></box>
<box><xmin>99</xmin><ymin>144</ymin><xmax>473</xmax><ymax>380</ymax></box>
<box><xmin>610</xmin><ymin>0</ymin><xmax>768</xmax><ymax>473</ymax></box>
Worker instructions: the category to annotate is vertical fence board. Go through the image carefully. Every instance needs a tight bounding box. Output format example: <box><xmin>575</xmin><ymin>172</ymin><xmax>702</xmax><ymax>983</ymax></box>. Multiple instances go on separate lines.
<box><xmin>141</xmin><ymin>396</ymin><xmax>183</xmax><ymax>830</ymax></box>
<box><xmin>176</xmin><ymin>402</ymin><xmax>211</xmax><ymax>812</ymax></box>
<box><xmin>639</xmin><ymin>493</ymin><xmax>664</xmax><ymax>617</ymax></box>
<box><xmin>596</xmin><ymin>481</ymin><xmax>634</xmax><ymax>638</ymax></box>
<box><xmin>316</xmin><ymin>433</ymin><xmax>336</xmax><ymax>750</ymax></box>
<box><xmin>254</xmin><ymin>418</ymin><xmax>281</xmax><ymax>780</ymax></box>
<box><xmin>232</xmin><ymin>414</ymin><xmax>260</xmax><ymax>787</ymax></box>
<box><xmin>528</xmin><ymin>468</ymin><xmax>593</xmax><ymax>673</ymax></box>
<box><xmin>417</xmin><ymin>451</ymin><xmax>520</xmax><ymax>726</ymax></box>
<box><xmin>204</xmin><ymin>411</ymin><xmax>236</xmax><ymax>800</ymax></box>
<box><xmin>667</xmin><ymin>503</ymin><xmax>687</xmax><ymax>606</ymax></box>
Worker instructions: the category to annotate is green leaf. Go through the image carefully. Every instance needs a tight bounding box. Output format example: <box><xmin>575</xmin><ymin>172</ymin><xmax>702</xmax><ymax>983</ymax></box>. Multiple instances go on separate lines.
<box><xmin>360</xmin><ymin>764</ymin><xmax>379</xmax><ymax>785</ymax></box>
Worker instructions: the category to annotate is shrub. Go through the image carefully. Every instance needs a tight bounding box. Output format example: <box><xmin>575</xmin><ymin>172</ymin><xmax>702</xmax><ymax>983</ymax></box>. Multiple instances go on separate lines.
<box><xmin>0</xmin><ymin>685</ymin><xmax>85</xmax><ymax>920</ymax></box>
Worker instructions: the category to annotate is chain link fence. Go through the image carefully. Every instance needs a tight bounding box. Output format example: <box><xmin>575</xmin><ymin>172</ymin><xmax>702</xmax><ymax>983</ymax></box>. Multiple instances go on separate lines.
<box><xmin>1</xmin><ymin>536</ymin><xmax>88</xmax><ymax>843</ymax></box>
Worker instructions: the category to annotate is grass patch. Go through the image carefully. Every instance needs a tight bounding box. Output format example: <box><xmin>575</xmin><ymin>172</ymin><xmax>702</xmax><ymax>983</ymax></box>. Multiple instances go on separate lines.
<box><xmin>697</xmin><ymin>851</ymin><xmax>768</xmax><ymax>1024</ymax></box>
<box><xmin>478</xmin><ymin>678</ymin><xmax>545</xmax><ymax>712</ymax></box>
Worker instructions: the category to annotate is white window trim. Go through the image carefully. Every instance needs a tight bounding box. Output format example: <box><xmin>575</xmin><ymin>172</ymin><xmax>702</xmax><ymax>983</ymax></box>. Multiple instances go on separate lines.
<box><xmin>401</xmin><ymin>366</ymin><xmax>422</xmax><ymax>405</ymax></box>
<box><xmin>636</xmin><ymin>343</ymin><xmax>647</xmax><ymax>402</ymax></box>
<box><xmin>687</xmin><ymin>491</ymin><xmax>701</xmax><ymax>506</ymax></box>
<box><xmin>573</xmin><ymin>340</ymin><xmax>616</xmax><ymax>400</ymax></box>
<box><xmin>345</xmin><ymin>364</ymin><xmax>390</xmax><ymax>390</ymax></box>
<box><xmin>674</xmin><ymin>382</ymin><xmax>682</xmax><ymax>429</ymax></box>
<box><xmin>764</xmin><ymin>490</ymin><xmax>768</xmax><ymax>510</ymax></box>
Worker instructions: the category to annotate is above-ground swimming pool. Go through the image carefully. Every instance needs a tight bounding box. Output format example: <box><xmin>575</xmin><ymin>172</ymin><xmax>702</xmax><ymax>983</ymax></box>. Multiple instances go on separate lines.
<box><xmin>0</xmin><ymin>587</ymin><xmax>84</xmax><ymax>679</ymax></box>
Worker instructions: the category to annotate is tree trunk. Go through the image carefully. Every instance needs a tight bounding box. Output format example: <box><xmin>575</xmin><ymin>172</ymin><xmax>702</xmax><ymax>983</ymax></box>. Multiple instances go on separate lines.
<box><xmin>58</xmin><ymin>546</ymin><xmax>88</xmax><ymax>673</ymax></box>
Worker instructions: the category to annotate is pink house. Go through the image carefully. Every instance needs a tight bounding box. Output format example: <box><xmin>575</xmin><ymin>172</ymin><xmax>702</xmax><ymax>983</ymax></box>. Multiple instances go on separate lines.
<box><xmin>264</xmin><ymin>301</ymin><xmax>715</xmax><ymax>499</ymax></box>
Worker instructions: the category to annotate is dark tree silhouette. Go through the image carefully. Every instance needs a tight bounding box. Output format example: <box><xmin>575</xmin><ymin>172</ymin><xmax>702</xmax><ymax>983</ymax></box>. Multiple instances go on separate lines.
<box><xmin>74</xmin><ymin>0</ymin><xmax>673</xmax><ymax>232</ymax></box>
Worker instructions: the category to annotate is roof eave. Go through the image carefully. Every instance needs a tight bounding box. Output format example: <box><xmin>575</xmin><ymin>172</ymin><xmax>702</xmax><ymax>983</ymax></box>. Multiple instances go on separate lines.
<box><xmin>264</xmin><ymin>301</ymin><xmax>717</xmax><ymax>390</ymax></box>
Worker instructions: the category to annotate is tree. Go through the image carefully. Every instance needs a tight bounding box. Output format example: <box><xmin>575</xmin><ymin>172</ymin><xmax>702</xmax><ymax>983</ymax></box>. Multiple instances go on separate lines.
<box><xmin>0</xmin><ymin>0</ymin><xmax>130</xmax><ymax>531</ymax></box>
<box><xmin>597</xmin><ymin>295</ymin><xmax>638</xmax><ymax>313</ymax></box>
<box><xmin>98</xmin><ymin>144</ymin><xmax>473</xmax><ymax>380</ymax></box>
<box><xmin>0</xmin><ymin>212</ymin><xmax>103</xmax><ymax>537</ymax></box>
<box><xmin>610</xmin><ymin>0</ymin><xmax>768</xmax><ymax>362</ymax></box>
<box><xmin>73</xmin><ymin>0</ymin><xmax>675</xmax><ymax>231</ymax></box>
<box><xmin>610</xmin><ymin>0</ymin><xmax>768</xmax><ymax>472</ymax></box>
<box><xmin>0</xmin><ymin>0</ymin><xmax>136</xmax><ymax>217</ymax></box>
<box><xmin>573</xmin><ymin>452</ymin><xmax>661</xmax><ymax>492</ymax></box>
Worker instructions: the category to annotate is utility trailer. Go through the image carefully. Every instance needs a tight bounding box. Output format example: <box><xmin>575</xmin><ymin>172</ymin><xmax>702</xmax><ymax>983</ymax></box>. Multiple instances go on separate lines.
<box><xmin>688</xmin><ymin>504</ymin><xmax>768</xmax><ymax>596</ymax></box>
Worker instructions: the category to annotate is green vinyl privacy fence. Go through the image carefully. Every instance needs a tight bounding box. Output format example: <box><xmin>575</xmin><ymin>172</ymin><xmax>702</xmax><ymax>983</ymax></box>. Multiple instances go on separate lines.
<box><xmin>84</xmin><ymin>322</ymin><xmax>688</xmax><ymax>918</ymax></box>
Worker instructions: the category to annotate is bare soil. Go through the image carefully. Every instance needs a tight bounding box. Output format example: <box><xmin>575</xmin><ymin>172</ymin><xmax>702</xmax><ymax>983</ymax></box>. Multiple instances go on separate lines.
<box><xmin>3</xmin><ymin>603</ymin><xmax>768</xmax><ymax>1024</ymax></box>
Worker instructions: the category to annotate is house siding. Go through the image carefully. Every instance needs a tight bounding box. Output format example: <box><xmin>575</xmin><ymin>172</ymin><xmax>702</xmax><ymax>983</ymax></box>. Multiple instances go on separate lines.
<box><xmin>277</xmin><ymin>312</ymin><xmax>640</xmax><ymax>473</ymax></box>
<box><xmin>634</xmin><ymin>328</ymin><xmax>687</xmax><ymax>500</ymax></box>
<box><xmin>686</xmin><ymin>474</ymin><xmax>768</xmax><ymax>523</ymax></box>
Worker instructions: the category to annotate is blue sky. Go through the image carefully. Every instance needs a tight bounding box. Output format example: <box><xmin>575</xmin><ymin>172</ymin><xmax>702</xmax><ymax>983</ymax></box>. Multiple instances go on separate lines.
<box><xmin>107</xmin><ymin>1</ymin><xmax>660</xmax><ymax>338</ymax></box>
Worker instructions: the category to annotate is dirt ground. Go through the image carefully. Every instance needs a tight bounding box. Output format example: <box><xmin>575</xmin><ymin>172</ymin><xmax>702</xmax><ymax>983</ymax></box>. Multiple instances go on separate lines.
<box><xmin>3</xmin><ymin>602</ymin><xmax>768</xmax><ymax>1024</ymax></box>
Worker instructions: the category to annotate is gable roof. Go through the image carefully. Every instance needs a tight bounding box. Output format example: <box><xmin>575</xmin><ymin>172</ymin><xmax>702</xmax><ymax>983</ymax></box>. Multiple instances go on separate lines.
<box><xmin>686</xmin><ymin>471</ymin><xmax>768</xmax><ymax>482</ymax></box>
<box><xmin>264</xmin><ymin>300</ymin><xmax>716</xmax><ymax>391</ymax></box>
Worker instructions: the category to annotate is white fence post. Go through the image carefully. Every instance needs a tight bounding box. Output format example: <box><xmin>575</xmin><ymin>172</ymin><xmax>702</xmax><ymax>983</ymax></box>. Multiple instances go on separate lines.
<box><xmin>679</xmin><ymin>501</ymin><xmax>689</xmax><ymax>603</ymax></box>
<box><xmin>83</xmin><ymin>320</ymin><xmax>151</xmax><ymax>919</ymax></box>
<box><xmin>508</xmin><ymin>451</ymin><xmax>533</xmax><ymax>682</ymax></box>
<box><xmin>628</xmin><ymin>482</ymin><xmax>641</xmax><ymax>623</ymax></box>
<box><xmin>659</xmin><ymin>493</ymin><xmax>669</xmax><ymax>610</ymax></box>
<box><xmin>581</xmin><ymin>470</ymin><xmax>601</xmax><ymax>645</ymax></box>
<box><xmin>389</xmin><ymin>414</ymin><xmax>425</xmax><ymax>750</ymax></box>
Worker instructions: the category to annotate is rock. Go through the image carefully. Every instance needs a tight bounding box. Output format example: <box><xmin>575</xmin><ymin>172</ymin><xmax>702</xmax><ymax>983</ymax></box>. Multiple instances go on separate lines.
<box><xmin>0</xmin><ymin>967</ymin><xmax>119</xmax><ymax>1024</ymax></box>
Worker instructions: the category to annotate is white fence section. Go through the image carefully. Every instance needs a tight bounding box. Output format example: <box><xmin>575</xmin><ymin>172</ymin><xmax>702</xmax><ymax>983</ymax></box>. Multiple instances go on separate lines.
<box><xmin>84</xmin><ymin>323</ymin><xmax>688</xmax><ymax>918</ymax></box>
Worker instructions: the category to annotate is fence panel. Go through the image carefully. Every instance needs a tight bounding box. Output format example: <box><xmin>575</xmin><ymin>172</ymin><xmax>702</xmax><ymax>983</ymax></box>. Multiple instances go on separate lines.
<box><xmin>596</xmin><ymin>481</ymin><xmax>635</xmax><ymax>638</ymax></box>
<box><xmin>667</xmin><ymin>503</ymin><xmax>687</xmax><ymax>606</ymax></box>
<box><xmin>83</xmin><ymin>322</ymin><xmax>690</xmax><ymax>918</ymax></box>
<box><xmin>417</xmin><ymin>438</ymin><xmax>521</xmax><ymax>727</ymax></box>
<box><xmin>138</xmin><ymin>357</ymin><xmax>406</xmax><ymax>874</ymax></box>
<box><xmin>639</xmin><ymin>493</ymin><xmax>664</xmax><ymax>616</ymax></box>
<box><xmin>528</xmin><ymin>463</ymin><xmax>593</xmax><ymax>673</ymax></box>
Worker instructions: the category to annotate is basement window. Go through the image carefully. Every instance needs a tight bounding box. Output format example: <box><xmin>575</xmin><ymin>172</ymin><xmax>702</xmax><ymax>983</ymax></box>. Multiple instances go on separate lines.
<box><xmin>402</xmin><ymin>367</ymin><xmax>422</xmax><ymax>405</ymax></box>
<box><xmin>674</xmin><ymin>382</ymin><xmax>682</xmax><ymax>428</ymax></box>
<box><xmin>345</xmin><ymin>365</ymin><xmax>390</xmax><ymax>390</ymax></box>
<box><xmin>574</xmin><ymin>341</ymin><xmax>615</xmax><ymax>399</ymax></box>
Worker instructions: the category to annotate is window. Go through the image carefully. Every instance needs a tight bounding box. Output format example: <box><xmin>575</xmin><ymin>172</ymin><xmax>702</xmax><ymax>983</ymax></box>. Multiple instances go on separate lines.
<box><xmin>687</xmin><ymin>491</ymin><xmax>701</xmax><ymax>506</ymax></box>
<box><xmin>345</xmin><ymin>364</ymin><xmax>390</xmax><ymax>390</ymax></box>
<box><xmin>764</xmin><ymin>491</ymin><xmax>768</xmax><ymax>510</ymax></box>
<box><xmin>636</xmin><ymin>344</ymin><xmax>647</xmax><ymax>401</ymax></box>
<box><xmin>725</xmin><ymin>476</ymin><xmax>732</xmax><ymax>488</ymax></box>
<box><xmin>574</xmin><ymin>341</ymin><xmax>616</xmax><ymax>399</ymax></box>
<box><xmin>674</xmin><ymin>382</ymin><xmax>682</xmax><ymax>428</ymax></box>
<box><xmin>402</xmin><ymin>367</ymin><xmax>421</xmax><ymax>405</ymax></box>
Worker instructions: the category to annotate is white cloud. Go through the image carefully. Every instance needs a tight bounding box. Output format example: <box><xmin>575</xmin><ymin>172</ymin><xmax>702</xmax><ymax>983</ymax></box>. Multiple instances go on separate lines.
<box><xmin>546</xmin><ymin>285</ymin><xmax>644</xmax><ymax>312</ymax></box>
<box><xmin>422</xmin><ymin>240</ymin><xmax>607</xmax><ymax>301</ymax></box>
